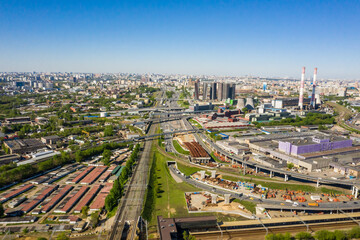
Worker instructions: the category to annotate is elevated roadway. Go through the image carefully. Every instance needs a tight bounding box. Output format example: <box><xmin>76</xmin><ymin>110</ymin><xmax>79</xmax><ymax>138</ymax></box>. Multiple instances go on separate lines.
<box><xmin>182</xmin><ymin>118</ymin><xmax>359</xmax><ymax>190</ymax></box>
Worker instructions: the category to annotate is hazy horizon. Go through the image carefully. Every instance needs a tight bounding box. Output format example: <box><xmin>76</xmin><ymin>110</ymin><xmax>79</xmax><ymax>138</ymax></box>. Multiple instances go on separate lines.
<box><xmin>1</xmin><ymin>0</ymin><xmax>359</xmax><ymax>79</ymax></box>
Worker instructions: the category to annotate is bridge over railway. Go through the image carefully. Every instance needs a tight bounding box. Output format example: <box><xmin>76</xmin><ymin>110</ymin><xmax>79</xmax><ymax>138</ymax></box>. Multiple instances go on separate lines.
<box><xmin>180</xmin><ymin>118</ymin><xmax>360</xmax><ymax>192</ymax></box>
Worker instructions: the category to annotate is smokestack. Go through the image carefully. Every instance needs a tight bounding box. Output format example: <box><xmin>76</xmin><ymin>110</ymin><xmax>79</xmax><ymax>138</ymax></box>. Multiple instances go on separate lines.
<box><xmin>298</xmin><ymin>67</ymin><xmax>305</xmax><ymax>109</ymax></box>
<box><xmin>310</xmin><ymin>68</ymin><xmax>317</xmax><ymax>108</ymax></box>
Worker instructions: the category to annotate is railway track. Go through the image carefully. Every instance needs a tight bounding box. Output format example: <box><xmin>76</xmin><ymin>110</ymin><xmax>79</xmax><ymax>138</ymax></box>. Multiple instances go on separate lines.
<box><xmin>108</xmin><ymin>123</ymin><xmax>156</xmax><ymax>240</ymax></box>
<box><xmin>192</xmin><ymin>221</ymin><xmax>360</xmax><ymax>240</ymax></box>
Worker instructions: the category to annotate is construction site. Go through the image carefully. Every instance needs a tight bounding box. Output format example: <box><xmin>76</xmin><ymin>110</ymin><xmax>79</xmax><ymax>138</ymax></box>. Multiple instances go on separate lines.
<box><xmin>185</xmin><ymin>191</ymin><xmax>252</xmax><ymax>217</ymax></box>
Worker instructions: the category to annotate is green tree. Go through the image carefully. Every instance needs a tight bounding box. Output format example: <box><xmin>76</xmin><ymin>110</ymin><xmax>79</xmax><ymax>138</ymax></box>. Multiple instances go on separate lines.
<box><xmin>295</xmin><ymin>232</ymin><xmax>313</xmax><ymax>240</ymax></box>
<box><xmin>22</xmin><ymin>227</ymin><xmax>29</xmax><ymax>234</ymax></box>
<box><xmin>104</xmin><ymin>125</ymin><xmax>114</xmax><ymax>137</ymax></box>
<box><xmin>333</xmin><ymin>230</ymin><xmax>346</xmax><ymax>240</ymax></box>
<box><xmin>90</xmin><ymin>212</ymin><xmax>99</xmax><ymax>228</ymax></box>
<box><xmin>349</xmin><ymin>226</ymin><xmax>360</xmax><ymax>239</ymax></box>
<box><xmin>183</xmin><ymin>230</ymin><xmax>196</xmax><ymax>240</ymax></box>
<box><xmin>37</xmin><ymin>238</ymin><xmax>48</xmax><ymax>240</ymax></box>
<box><xmin>315</xmin><ymin>230</ymin><xmax>335</xmax><ymax>240</ymax></box>
<box><xmin>81</xmin><ymin>206</ymin><xmax>89</xmax><ymax>219</ymax></box>
<box><xmin>56</xmin><ymin>233</ymin><xmax>69</xmax><ymax>240</ymax></box>
<box><xmin>287</xmin><ymin>163</ymin><xmax>294</xmax><ymax>169</ymax></box>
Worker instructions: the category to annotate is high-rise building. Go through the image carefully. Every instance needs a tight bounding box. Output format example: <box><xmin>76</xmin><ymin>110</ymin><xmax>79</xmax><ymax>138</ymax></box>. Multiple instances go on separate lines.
<box><xmin>217</xmin><ymin>82</ymin><xmax>224</xmax><ymax>100</ymax></box>
<box><xmin>194</xmin><ymin>80</ymin><xmax>199</xmax><ymax>100</ymax></box>
<box><xmin>210</xmin><ymin>82</ymin><xmax>217</xmax><ymax>100</ymax></box>
<box><xmin>203</xmin><ymin>82</ymin><xmax>208</xmax><ymax>100</ymax></box>
<box><xmin>223</xmin><ymin>83</ymin><xmax>236</xmax><ymax>100</ymax></box>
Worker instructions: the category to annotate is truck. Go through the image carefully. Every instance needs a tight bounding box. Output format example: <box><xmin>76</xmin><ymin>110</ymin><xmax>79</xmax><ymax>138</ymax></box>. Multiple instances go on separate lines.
<box><xmin>308</xmin><ymin>202</ymin><xmax>319</xmax><ymax>207</ymax></box>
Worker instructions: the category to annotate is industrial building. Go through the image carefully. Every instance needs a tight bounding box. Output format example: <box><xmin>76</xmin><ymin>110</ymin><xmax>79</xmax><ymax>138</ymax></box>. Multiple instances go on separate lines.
<box><xmin>157</xmin><ymin>215</ymin><xmax>217</xmax><ymax>240</ymax></box>
<box><xmin>189</xmin><ymin>103</ymin><xmax>214</xmax><ymax>112</ymax></box>
<box><xmin>184</xmin><ymin>142</ymin><xmax>211</xmax><ymax>164</ymax></box>
<box><xmin>3</xmin><ymin>117</ymin><xmax>31</xmax><ymax>125</ymax></box>
<box><xmin>41</xmin><ymin>135</ymin><xmax>61</xmax><ymax>145</ymax></box>
<box><xmin>4</xmin><ymin>139</ymin><xmax>46</xmax><ymax>154</ymax></box>
<box><xmin>0</xmin><ymin>154</ymin><xmax>21</xmax><ymax>166</ymax></box>
<box><xmin>248</xmin><ymin>132</ymin><xmax>360</xmax><ymax>172</ymax></box>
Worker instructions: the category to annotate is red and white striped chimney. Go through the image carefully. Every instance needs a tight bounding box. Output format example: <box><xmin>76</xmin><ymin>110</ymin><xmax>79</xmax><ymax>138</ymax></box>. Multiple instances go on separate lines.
<box><xmin>313</xmin><ymin>67</ymin><xmax>317</xmax><ymax>86</ymax></box>
<box><xmin>298</xmin><ymin>67</ymin><xmax>305</xmax><ymax>109</ymax></box>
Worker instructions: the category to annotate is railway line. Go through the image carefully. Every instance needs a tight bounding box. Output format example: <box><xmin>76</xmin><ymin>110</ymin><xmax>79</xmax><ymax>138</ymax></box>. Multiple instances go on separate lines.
<box><xmin>108</xmin><ymin>123</ymin><xmax>155</xmax><ymax>240</ymax></box>
<box><xmin>192</xmin><ymin>214</ymin><xmax>360</xmax><ymax>240</ymax></box>
<box><xmin>192</xmin><ymin>222</ymin><xmax>359</xmax><ymax>240</ymax></box>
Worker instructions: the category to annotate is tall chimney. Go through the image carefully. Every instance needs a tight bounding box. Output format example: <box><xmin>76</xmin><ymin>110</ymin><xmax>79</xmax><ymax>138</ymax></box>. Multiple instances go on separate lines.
<box><xmin>298</xmin><ymin>67</ymin><xmax>305</xmax><ymax>109</ymax></box>
<box><xmin>310</xmin><ymin>68</ymin><xmax>317</xmax><ymax>108</ymax></box>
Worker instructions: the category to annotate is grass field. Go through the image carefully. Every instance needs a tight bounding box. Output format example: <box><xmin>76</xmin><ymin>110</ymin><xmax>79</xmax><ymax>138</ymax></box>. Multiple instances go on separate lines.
<box><xmin>221</xmin><ymin>175</ymin><xmax>345</xmax><ymax>194</ymax></box>
<box><xmin>189</xmin><ymin>118</ymin><xmax>202</xmax><ymax>128</ymax></box>
<box><xmin>142</xmin><ymin>147</ymin><xmax>248</xmax><ymax>226</ymax></box>
<box><xmin>172</xmin><ymin>140</ymin><xmax>190</xmax><ymax>155</ymax></box>
<box><xmin>233</xmin><ymin>199</ymin><xmax>257</xmax><ymax>214</ymax></box>
<box><xmin>176</xmin><ymin>161</ymin><xmax>203</xmax><ymax>176</ymax></box>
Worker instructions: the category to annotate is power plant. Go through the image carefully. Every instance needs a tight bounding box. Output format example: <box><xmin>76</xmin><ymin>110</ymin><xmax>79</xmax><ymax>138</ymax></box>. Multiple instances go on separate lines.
<box><xmin>310</xmin><ymin>68</ymin><xmax>318</xmax><ymax>108</ymax></box>
<box><xmin>298</xmin><ymin>67</ymin><xmax>305</xmax><ymax>110</ymax></box>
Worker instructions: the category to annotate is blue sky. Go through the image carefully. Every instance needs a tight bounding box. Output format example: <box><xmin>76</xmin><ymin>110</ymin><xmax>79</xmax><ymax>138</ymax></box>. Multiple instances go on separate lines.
<box><xmin>0</xmin><ymin>0</ymin><xmax>359</xmax><ymax>79</ymax></box>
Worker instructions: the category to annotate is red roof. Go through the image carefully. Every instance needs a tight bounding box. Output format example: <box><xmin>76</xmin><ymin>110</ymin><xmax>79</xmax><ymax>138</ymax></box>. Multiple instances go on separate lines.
<box><xmin>73</xmin><ymin>185</ymin><xmax>102</xmax><ymax>212</ymax></box>
<box><xmin>1</xmin><ymin>184</ymin><xmax>34</xmax><ymax>202</ymax></box>
<box><xmin>97</xmin><ymin>171</ymin><xmax>111</xmax><ymax>182</ymax></box>
<box><xmin>80</xmin><ymin>166</ymin><xmax>107</xmax><ymax>185</ymax></box>
<box><xmin>72</xmin><ymin>166</ymin><xmax>95</xmax><ymax>183</ymax></box>
<box><xmin>59</xmin><ymin>186</ymin><xmax>89</xmax><ymax>213</ymax></box>
<box><xmin>89</xmin><ymin>183</ymin><xmax>113</xmax><ymax>210</ymax></box>
<box><xmin>21</xmin><ymin>186</ymin><xmax>57</xmax><ymax>213</ymax></box>
<box><xmin>40</xmin><ymin>185</ymin><xmax>73</xmax><ymax>213</ymax></box>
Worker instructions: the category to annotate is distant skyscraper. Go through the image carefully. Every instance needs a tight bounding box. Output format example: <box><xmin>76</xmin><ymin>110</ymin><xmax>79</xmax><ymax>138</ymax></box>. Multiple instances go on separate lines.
<box><xmin>217</xmin><ymin>82</ymin><xmax>224</xmax><ymax>100</ymax></box>
<box><xmin>222</xmin><ymin>83</ymin><xmax>236</xmax><ymax>100</ymax></box>
<box><xmin>263</xmin><ymin>82</ymin><xmax>267</xmax><ymax>91</ymax></box>
<box><xmin>194</xmin><ymin>80</ymin><xmax>199</xmax><ymax>100</ymax></box>
<box><xmin>210</xmin><ymin>82</ymin><xmax>217</xmax><ymax>100</ymax></box>
<box><xmin>203</xmin><ymin>82</ymin><xmax>208</xmax><ymax>100</ymax></box>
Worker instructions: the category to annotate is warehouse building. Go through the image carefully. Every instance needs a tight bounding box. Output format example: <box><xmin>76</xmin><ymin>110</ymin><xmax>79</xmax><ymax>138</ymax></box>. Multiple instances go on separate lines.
<box><xmin>4</xmin><ymin>139</ymin><xmax>46</xmax><ymax>154</ymax></box>
<box><xmin>249</xmin><ymin>132</ymin><xmax>360</xmax><ymax>172</ymax></box>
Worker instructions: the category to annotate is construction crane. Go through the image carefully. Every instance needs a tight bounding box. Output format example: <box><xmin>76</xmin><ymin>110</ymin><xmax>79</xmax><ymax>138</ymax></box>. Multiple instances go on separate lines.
<box><xmin>82</xmin><ymin>130</ymin><xmax>90</xmax><ymax>136</ymax></box>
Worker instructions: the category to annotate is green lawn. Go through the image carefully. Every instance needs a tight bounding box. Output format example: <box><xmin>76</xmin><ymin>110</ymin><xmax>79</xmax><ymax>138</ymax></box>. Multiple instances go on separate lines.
<box><xmin>189</xmin><ymin>118</ymin><xmax>202</xmax><ymax>129</ymax></box>
<box><xmin>233</xmin><ymin>199</ymin><xmax>257</xmax><ymax>214</ymax></box>
<box><xmin>142</xmin><ymin>148</ymin><xmax>247</xmax><ymax>227</ymax></box>
<box><xmin>221</xmin><ymin>175</ymin><xmax>345</xmax><ymax>194</ymax></box>
<box><xmin>173</xmin><ymin>140</ymin><xmax>190</xmax><ymax>155</ymax></box>
<box><xmin>176</xmin><ymin>161</ymin><xmax>203</xmax><ymax>176</ymax></box>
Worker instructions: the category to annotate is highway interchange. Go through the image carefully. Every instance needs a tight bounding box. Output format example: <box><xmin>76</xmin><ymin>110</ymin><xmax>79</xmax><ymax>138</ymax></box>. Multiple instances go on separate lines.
<box><xmin>107</xmin><ymin>90</ymin><xmax>360</xmax><ymax>239</ymax></box>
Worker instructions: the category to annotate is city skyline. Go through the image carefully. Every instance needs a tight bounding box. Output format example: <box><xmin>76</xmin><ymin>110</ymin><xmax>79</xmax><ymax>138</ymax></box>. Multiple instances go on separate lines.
<box><xmin>1</xmin><ymin>0</ymin><xmax>360</xmax><ymax>79</ymax></box>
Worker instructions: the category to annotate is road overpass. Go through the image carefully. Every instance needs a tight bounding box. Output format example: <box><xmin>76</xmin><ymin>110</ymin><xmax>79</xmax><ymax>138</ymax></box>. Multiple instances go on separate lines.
<box><xmin>182</xmin><ymin>118</ymin><xmax>360</xmax><ymax>192</ymax></box>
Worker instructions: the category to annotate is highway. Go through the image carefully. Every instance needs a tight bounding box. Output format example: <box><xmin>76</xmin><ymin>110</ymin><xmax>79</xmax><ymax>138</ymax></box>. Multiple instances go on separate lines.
<box><xmin>168</xmin><ymin>164</ymin><xmax>360</xmax><ymax>212</ymax></box>
<box><xmin>182</xmin><ymin>118</ymin><xmax>359</xmax><ymax>188</ymax></box>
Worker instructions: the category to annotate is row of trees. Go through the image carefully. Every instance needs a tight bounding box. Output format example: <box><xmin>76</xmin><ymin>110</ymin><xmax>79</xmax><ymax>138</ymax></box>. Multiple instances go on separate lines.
<box><xmin>141</xmin><ymin>153</ymin><xmax>157</xmax><ymax>221</ymax></box>
<box><xmin>0</xmin><ymin>151</ymin><xmax>72</xmax><ymax>188</ymax></box>
<box><xmin>0</xmin><ymin>142</ymin><xmax>127</xmax><ymax>188</ymax></box>
<box><xmin>74</xmin><ymin>142</ymin><xmax>127</xmax><ymax>163</ymax></box>
<box><xmin>265</xmin><ymin>227</ymin><xmax>360</xmax><ymax>240</ymax></box>
<box><xmin>104</xmin><ymin>144</ymin><xmax>140</xmax><ymax>213</ymax></box>
<box><xmin>254</xmin><ymin>113</ymin><xmax>335</xmax><ymax>128</ymax></box>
